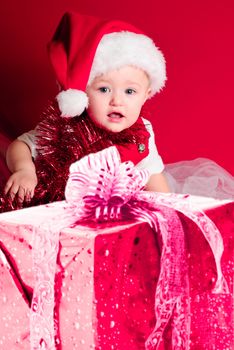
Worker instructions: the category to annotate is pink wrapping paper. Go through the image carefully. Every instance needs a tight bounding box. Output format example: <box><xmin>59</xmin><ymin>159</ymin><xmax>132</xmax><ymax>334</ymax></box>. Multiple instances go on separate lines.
<box><xmin>0</xmin><ymin>200</ymin><xmax>233</xmax><ymax>349</ymax></box>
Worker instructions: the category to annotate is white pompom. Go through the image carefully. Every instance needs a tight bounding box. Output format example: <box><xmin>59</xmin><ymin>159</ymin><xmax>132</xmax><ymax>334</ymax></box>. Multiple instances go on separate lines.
<box><xmin>56</xmin><ymin>89</ymin><xmax>89</xmax><ymax>117</ymax></box>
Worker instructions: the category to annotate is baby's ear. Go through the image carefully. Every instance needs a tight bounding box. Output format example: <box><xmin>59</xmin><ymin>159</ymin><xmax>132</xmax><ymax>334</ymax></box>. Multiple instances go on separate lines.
<box><xmin>144</xmin><ymin>88</ymin><xmax>152</xmax><ymax>103</ymax></box>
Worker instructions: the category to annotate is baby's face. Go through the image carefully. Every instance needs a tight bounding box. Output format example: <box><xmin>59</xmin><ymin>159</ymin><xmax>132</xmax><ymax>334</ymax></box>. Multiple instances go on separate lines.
<box><xmin>86</xmin><ymin>65</ymin><xmax>151</xmax><ymax>133</ymax></box>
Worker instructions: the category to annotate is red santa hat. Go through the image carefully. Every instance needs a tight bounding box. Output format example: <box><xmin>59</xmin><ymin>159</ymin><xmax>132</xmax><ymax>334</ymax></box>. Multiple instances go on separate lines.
<box><xmin>48</xmin><ymin>11</ymin><xmax>167</xmax><ymax>117</ymax></box>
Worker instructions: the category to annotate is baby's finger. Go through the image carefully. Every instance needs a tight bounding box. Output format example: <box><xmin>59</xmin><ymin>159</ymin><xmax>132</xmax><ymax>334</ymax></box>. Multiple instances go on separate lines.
<box><xmin>9</xmin><ymin>191</ymin><xmax>17</xmax><ymax>202</ymax></box>
<box><xmin>8</xmin><ymin>182</ymin><xmax>21</xmax><ymax>200</ymax></box>
<box><xmin>6</xmin><ymin>187</ymin><xmax>17</xmax><ymax>202</ymax></box>
<box><xmin>25</xmin><ymin>190</ymin><xmax>32</xmax><ymax>203</ymax></box>
<box><xmin>17</xmin><ymin>186</ymin><xmax>26</xmax><ymax>204</ymax></box>
<box><xmin>4</xmin><ymin>179</ymin><xmax>14</xmax><ymax>195</ymax></box>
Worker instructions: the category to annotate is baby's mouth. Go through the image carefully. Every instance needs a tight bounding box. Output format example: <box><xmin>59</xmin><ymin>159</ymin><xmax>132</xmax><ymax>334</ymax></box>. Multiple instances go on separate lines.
<box><xmin>108</xmin><ymin>112</ymin><xmax>124</xmax><ymax>119</ymax></box>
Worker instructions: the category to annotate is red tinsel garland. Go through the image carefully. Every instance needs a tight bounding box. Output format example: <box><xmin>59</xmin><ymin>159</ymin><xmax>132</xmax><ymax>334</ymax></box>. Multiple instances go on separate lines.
<box><xmin>0</xmin><ymin>100</ymin><xmax>150</xmax><ymax>212</ymax></box>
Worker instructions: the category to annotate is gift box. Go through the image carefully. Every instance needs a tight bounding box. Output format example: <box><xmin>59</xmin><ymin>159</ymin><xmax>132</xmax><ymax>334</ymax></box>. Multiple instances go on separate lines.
<box><xmin>0</xmin><ymin>196</ymin><xmax>233</xmax><ymax>350</ymax></box>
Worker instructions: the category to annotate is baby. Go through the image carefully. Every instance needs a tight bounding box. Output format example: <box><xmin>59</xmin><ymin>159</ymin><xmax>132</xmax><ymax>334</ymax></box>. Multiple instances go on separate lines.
<box><xmin>3</xmin><ymin>12</ymin><xmax>170</xmax><ymax>208</ymax></box>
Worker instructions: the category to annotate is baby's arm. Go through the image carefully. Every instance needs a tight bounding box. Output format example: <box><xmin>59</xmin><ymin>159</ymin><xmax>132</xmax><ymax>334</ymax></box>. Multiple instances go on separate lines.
<box><xmin>137</xmin><ymin>118</ymin><xmax>170</xmax><ymax>193</ymax></box>
<box><xmin>145</xmin><ymin>172</ymin><xmax>170</xmax><ymax>192</ymax></box>
<box><xmin>4</xmin><ymin>140</ymin><xmax>37</xmax><ymax>204</ymax></box>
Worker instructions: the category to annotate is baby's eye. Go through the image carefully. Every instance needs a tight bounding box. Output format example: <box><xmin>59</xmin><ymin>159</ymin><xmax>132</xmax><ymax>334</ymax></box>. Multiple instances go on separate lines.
<box><xmin>125</xmin><ymin>88</ymin><xmax>136</xmax><ymax>95</ymax></box>
<box><xmin>98</xmin><ymin>87</ymin><xmax>110</xmax><ymax>93</ymax></box>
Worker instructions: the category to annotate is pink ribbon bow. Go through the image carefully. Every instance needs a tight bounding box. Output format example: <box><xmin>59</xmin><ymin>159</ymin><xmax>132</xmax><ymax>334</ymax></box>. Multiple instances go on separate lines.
<box><xmin>65</xmin><ymin>146</ymin><xmax>149</xmax><ymax>221</ymax></box>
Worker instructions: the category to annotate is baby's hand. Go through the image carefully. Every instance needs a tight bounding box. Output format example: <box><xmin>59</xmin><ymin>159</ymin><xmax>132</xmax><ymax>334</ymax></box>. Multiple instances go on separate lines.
<box><xmin>4</xmin><ymin>169</ymin><xmax>38</xmax><ymax>205</ymax></box>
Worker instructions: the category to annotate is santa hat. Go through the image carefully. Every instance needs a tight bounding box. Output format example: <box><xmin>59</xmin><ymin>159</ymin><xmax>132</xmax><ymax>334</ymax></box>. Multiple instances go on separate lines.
<box><xmin>48</xmin><ymin>11</ymin><xmax>167</xmax><ymax>117</ymax></box>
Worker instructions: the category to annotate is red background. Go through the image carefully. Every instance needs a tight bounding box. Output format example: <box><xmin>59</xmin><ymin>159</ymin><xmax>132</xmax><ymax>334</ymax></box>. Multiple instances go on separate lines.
<box><xmin>0</xmin><ymin>0</ymin><xmax>233</xmax><ymax>174</ymax></box>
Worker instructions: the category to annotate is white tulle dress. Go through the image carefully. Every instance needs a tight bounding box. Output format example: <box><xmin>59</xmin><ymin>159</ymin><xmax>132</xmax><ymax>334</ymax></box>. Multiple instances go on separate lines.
<box><xmin>165</xmin><ymin>158</ymin><xmax>234</xmax><ymax>200</ymax></box>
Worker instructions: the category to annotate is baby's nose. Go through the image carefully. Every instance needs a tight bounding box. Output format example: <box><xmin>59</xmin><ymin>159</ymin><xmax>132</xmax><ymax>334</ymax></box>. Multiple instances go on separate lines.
<box><xmin>110</xmin><ymin>92</ymin><xmax>123</xmax><ymax>106</ymax></box>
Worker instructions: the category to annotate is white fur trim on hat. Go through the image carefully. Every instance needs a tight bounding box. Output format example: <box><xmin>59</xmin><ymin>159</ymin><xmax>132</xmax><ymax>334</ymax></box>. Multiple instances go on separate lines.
<box><xmin>88</xmin><ymin>31</ymin><xmax>167</xmax><ymax>97</ymax></box>
<box><xmin>56</xmin><ymin>89</ymin><xmax>88</xmax><ymax>117</ymax></box>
